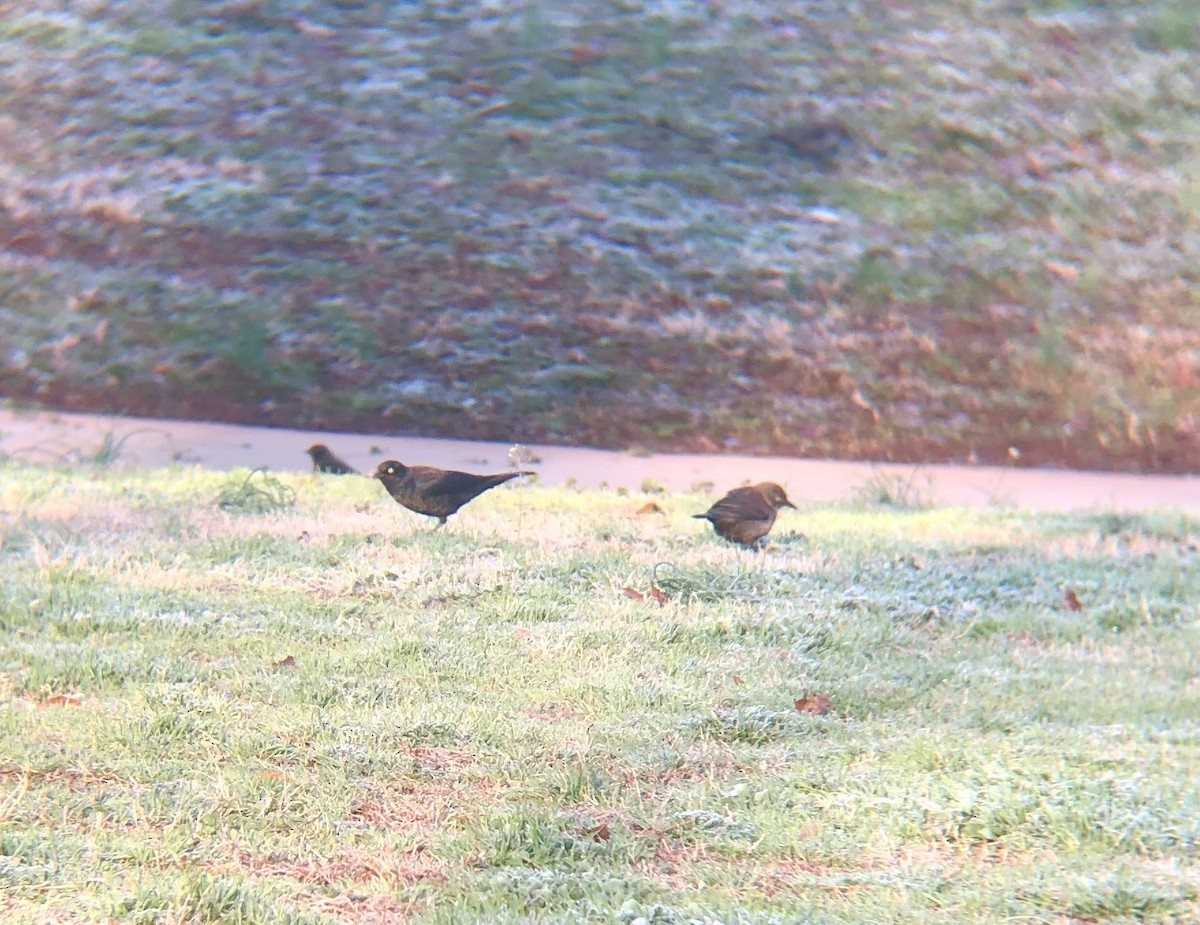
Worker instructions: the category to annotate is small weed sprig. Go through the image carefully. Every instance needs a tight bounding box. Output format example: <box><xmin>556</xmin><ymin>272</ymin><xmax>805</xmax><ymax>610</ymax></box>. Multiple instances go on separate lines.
<box><xmin>214</xmin><ymin>467</ymin><xmax>296</xmax><ymax>513</ymax></box>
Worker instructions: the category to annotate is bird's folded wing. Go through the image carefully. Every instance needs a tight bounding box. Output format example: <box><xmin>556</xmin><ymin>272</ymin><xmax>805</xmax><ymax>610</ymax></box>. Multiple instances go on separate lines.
<box><xmin>707</xmin><ymin>492</ymin><xmax>774</xmax><ymax>522</ymax></box>
<box><xmin>419</xmin><ymin>470</ymin><xmax>500</xmax><ymax>497</ymax></box>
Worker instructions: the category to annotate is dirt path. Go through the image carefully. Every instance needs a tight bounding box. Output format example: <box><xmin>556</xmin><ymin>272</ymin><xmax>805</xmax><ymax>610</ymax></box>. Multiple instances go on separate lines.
<box><xmin>2</xmin><ymin>406</ymin><xmax>1197</xmax><ymax>512</ymax></box>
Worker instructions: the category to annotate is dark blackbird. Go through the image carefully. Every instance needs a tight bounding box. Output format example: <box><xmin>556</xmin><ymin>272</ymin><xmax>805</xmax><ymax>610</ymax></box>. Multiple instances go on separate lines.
<box><xmin>371</xmin><ymin>460</ymin><xmax>532</xmax><ymax>526</ymax></box>
<box><xmin>693</xmin><ymin>481</ymin><xmax>796</xmax><ymax>547</ymax></box>
<box><xmin>306</xmin><ymin>444</ymin><xmax>358</xmax><ymax>475</ymax></box>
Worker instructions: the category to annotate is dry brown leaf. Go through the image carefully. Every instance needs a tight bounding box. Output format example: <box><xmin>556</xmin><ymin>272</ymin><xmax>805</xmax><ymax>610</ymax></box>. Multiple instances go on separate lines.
<box><xmin>259</xmin><ymin>769</ymin><xmax>287</xmax><ymax>781</ymax></box>
<box><xmin>636</xmin><ymin>502</ymin><xmax>665</xmax><ymax>515</ymax></box>
<box><xmin>567</xmin><ymin>204</ymin><xmax>608</xmax><ymax>222</ymax></box>
<box><xmin>47</xmin><ymin>333</ymin><xmax>82</xmax><ymax>365</ymax></box>
<box><xmin>732</xmin><ymin>675</ymin><xmax>745</xmax><ymax>686</ymax></box>
<box><xmin>1043</xmin><ymin>260</ymin><xmax>1079</xmax><ymax>282</ymax></box>
<box><xmin>623</xmin><ymin>585</ymin><xmax>667</xmax><ymax>605</ymax></box>
<box><xmin>1044</xmin><ymin>25</ymin><xmax>1081</xmax><ymax>53</ymax></box>
<box><xmin>276</xmin><ymin>655</ymin><xmax>297</xmax><ymax>669</ymax></box>
<box><xmin>39</xmin><ymin>693</ymin><xmax>82</xmax><ymax>708</ymax></box>
<box><xmin>850</xmin><ymin>388</ymin><xmax>880</xmax><ymax>422</ymax></box>
<box><xmin>584</xmin><ymin>822</ymin><xmax>611</xmax><ymax>842</ymax></box>
<box><xmin>794</xmin><ymin>693</ymin><xmax>832</xmax><ymax>715</ymax></box>
<box><xmin>806</xmin><ymin>208</ymin><xmax>843</xmax><ymax>225</ymax></box>
<box><xmin>1063</xmin><ymin>589</ymin><xmax>1083</xmax><ymax>612</ymax></box>
<box><xmin>569</xmin><ymin>43</ymin><xmax>606</xmax><ymax>66</ymax></box>
<box><xmin>293</xmin><ymin>17</ymin><xmax>336</xmax><ymax>38</ymax></box>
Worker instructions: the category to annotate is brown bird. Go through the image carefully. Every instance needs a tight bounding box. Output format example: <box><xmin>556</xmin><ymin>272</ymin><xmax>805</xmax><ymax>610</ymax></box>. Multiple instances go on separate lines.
<box><xmin>371</xmin><ymin>460</ymin><xmax>532</xmax><ymax>526</ymax></box>
<box><xmin>694</xmin><ymin>481</ymin><xmax>796</xmax><ymax>547</ymax></box>
<box><xmin>306</xmin><ymin>444</ymin><xmax>358</xmax><ymax>475</ymax></box>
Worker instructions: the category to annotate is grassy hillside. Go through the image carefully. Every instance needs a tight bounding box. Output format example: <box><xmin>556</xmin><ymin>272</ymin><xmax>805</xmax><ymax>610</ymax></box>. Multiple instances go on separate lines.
<box><xmin>2</xmin><ymin>461</ymin><xmax>1198</xmax><ymax>922</ymax></box>
<box><xmin>1</xmin><ymin>1</ymin><xmax>1199</xmax><ymax>470</ymax></box>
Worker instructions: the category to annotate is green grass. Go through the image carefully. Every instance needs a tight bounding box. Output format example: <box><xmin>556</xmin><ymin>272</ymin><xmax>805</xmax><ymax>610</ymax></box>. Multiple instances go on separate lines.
<box><xmin>1</xmin><ymin>1</ymin><xmax>1200</xmax><ymax>471</ymax></box>
<box><xmin>2</xmin><ymin>460</ymin><xmax>1198</xmax><ymax>923</ymax></box>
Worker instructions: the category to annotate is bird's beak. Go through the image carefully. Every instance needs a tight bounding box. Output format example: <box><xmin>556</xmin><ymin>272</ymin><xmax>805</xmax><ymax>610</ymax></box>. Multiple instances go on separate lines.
<box><xmin>783</xmin><ymin>499</ymin><xmax>797</xmax><ymax>509</ymax></box>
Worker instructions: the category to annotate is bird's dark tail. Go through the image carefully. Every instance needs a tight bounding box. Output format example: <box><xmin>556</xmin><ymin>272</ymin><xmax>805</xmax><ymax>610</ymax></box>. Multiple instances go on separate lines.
<box><xmin>491</xmin><ymin>470</ymin><xmax>534</xmax><ymax>486</ymax></box>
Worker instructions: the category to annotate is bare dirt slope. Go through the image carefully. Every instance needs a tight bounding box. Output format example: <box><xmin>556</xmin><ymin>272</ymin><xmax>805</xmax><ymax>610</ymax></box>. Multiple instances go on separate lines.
<box><xmin>1</xmin><ymin>2</ymin><xmax>1198</xmax><ymax>471</ymax></box>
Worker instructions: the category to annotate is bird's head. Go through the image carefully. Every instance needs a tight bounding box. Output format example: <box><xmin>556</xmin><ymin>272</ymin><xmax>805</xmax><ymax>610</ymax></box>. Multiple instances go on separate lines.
<box><xmin>306</xmin><ymin>443</ymin><xmax>329</xmax><ymax>459</ymax></box>
<box><xmin>755</xmin><ymin>482</ymin><xmax>796</xmax><ymax>510</ymax></box>
<box><xmin>371</xmin><ymin>460</ymin><xmax>408</xmax><ymax>483</ymax></box>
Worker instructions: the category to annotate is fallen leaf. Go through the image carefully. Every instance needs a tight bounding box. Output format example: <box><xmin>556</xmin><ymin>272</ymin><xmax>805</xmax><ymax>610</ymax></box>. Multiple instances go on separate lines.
<box><xmin>794</xmin><ymin>693</ymin><xmax>832</xmax><ymax>715</ymax></box>
<box><xmin>39</xmin><ymin>693</ymin><xmax>82</xmax><ymax>708</ymax></box>
<box><xmin>583</xmin><ymin>822</ymin><xmax>611</xmax><ymax>842</ymax></box>
<box><xmin>732</xmin><ymin>675</ymin><xmax>745</xmax><ymax>686</ymax></box>
<box><xmin>259</xmin><ymin>769</ymin><xmax>287</xmax><ymax>781</ymax></box>
<box><xmin>805</xmin><ymin>207</ymin><xmax>843</xmax><ymax>225</ymax></box>
<box><xmin>276</xmin><ymin>655</ymin><xmax>297</xmax><ymax>668</ymax></box>
<box><xmin>850</xmin><ymin>387</ymin><xmax>880</xmax><ymax>422</ymax></box>
<box><xmin>647</xmin><ymin>585</ymin><xmax>668</xmax><ymax>605</ymax></box>
<box><xmin>469</xmin><ymin>99</ymin><xmax>509</xmax><ymax>120</ymax></box>
<box><xmin>569</xmin><ymin>43</ymin><xmax>606</xmax><ymax>66</ymax></box>
<box><xmin>1043</xmin><ymin>260</ymin><xmax>1079</xmax><ymax>282</ymax></box>
<box><xmin>568</xmin><ymin>203</ymin><xmax>608</xmax><ymax>221</ymax></box>
<box><xmin>293</xmin><ymin>17</ymin><xmax>336</xmax><ymax>37</ymax></box>
<box><xmin>636</xmin><ymin>502</ymin><xmax>665</xmax><ymax>515</ymax></box>
<box><xmin>1044</xmin><ymin>24</ymin><xmax>1081</xmax><ymax>53</ymax></box>
<box><xmin>46</xmin><ymin>333</ymin><xmax>83</xmax><ymax>365</ymax></box>
<box><xmin>1063</xmin><ymin>589</ymin><xmax>1083</xmax><ymax>612</ymax></box>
